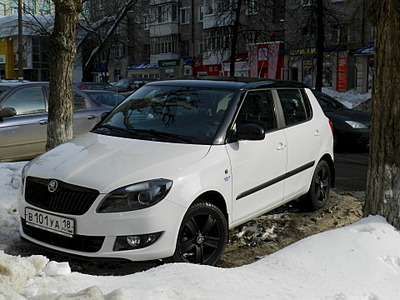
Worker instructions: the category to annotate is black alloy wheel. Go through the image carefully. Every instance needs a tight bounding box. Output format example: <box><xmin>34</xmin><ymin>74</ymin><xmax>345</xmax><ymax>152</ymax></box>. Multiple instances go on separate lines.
<box><xmin>303</xmin><ymin>160</ymin><xmax>331</xmax><ymax>210</ymax></box>
<box><xmin>174</xmin><ymin>201</ymin><xmax>227</xmax><ymax>265</ymax></box>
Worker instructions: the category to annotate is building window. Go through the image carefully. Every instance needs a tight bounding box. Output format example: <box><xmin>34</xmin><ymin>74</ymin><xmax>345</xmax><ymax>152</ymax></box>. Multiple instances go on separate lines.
<box><xmin>198</xmin><ymin>6</ymin><xmax>204</xmax><ymax>22</ymax></box>
<box><xmin>143</xmin><ymin>15</ymin><xmax>150</xmax><ymax>30</ymax></box>
<box><xmin>273</xmin><ymin>0</ymin><xmax>285</xmax><ymax>23</ymax></box>
<box><xmin>151</xmin><ymin>35</ymin><xmax>179</xmax><ymax>55</ymax></box>
<box><xmin>113</xmin><ymin>44</ymin><xmax>125</xmax><ymax>59</ymax></box>
<box><xmin>204</xmin><ymin>0</ymin><xmax>214</xmax><ymax>15</ymax></box>
<box><xmin>204</xmin><ymin>27</ymin><xmax>231</xmax><ymax>50</ymax></box>
<box><xmin>246</xmin><ymin>0</ymin><xmax>258</xmax><ymax>15</ymax></box>
<box><xmin>301</xmin><ymin>0</ymin><xmax>315</xmax><ymax>6</ymax></box>
<box><xmin>180</xmin><ymin>7</ymin><xmax>190</xmax><ymax>24</ymax></box>
<box><xmin>332</xmin><ymin>25</ymin><xmax>340</xmax><ymax>44</ymax></box>
<box><xmin>153</xmin><ymin>4</ymin><xmax>178</xmax><ymax>24</ymax></box>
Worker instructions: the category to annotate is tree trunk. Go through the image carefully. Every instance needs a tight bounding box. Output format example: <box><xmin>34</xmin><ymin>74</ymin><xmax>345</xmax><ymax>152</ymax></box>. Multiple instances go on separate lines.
<box><xmin>46</xmin><ymin>0</ymin><xmax>83</xmax><ymax>151</ymax></box>
<box><xmin>364</xmin><ymin>1</ymin><xmax>400</xmax><ymax>228</ymax></box>
<box><xmin>229</xmin><ymin>0</ymin><xmax>242</xmax><ymax>77</ymax></box>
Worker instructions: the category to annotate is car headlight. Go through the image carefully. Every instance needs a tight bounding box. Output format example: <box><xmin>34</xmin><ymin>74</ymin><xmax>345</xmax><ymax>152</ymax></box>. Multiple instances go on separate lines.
<box><xmin>345</xmin><ymin>121</ymin><xmax>368</xmax><ymax>129</ymax></box>
<box><xmin>21</xmin><ymin>160</ymin><xmax>33</xmax><ymax>194</ymax></box>
<box><xmin>97</xmin><ymin>179</ymin><xmax>173</xmax><ymax>213</ymax></box>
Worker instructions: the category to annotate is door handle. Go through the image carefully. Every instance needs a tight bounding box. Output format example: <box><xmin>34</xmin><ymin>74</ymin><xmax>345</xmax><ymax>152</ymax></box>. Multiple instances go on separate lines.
<box><xmin>38</xmin><ymin>120</ymin><xmax>48</xmax><ymax>125</ymax></box>
<box><xmin>276</xmin><ymin>142</ymin><xmax>286</xmax><ymax>151</ymax></box>
<box><xmin>314</xmin><ymin>130</ymin><xmax>320</xmax><ymax>137</ymax></box>
<box><xmin>87</xmin><ymin>115</ymin><xmax>96</xmax><ymax>120</ymax></box>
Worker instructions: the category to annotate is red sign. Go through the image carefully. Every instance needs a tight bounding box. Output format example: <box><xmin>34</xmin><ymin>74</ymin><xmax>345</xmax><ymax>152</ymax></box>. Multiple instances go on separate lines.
<box><xmin>337</xmin><ymin>57</ymin><xmax>348</xmax><ymax>91</ymax></box>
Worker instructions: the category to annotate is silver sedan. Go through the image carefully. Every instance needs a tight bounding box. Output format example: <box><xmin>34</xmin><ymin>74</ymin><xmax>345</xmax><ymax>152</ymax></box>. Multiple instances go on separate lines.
<box><xmin>0</xmin><ymin>82</ymin><xmax>111</xmax><ymax>162</ymax></box>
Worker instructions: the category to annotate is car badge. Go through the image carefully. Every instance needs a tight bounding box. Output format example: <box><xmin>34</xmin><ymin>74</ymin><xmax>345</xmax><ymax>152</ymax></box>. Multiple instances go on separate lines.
<box><xmin>48</xmin><ymin>180</ymin><xmax>59</xmax><ymax>193</ymax></box>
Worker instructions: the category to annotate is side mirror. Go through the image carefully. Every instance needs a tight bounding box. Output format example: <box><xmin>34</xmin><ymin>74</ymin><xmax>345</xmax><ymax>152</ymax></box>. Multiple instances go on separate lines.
<box><xmin>0</xmin><ymin>107</ymin><xmax>17</xmax><ymax>118</ymax></box>
<box><xmin>236</xmin><ymin>123</ymin><xmax>265</xmax><ymax>141</ymax></box>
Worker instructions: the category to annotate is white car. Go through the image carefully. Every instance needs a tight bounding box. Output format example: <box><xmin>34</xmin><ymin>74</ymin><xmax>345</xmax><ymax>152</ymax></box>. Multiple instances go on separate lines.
<box><xmin>19</xmin><ymin>78</ymin><xmax>334</xmax><ymax>265</ymax></box>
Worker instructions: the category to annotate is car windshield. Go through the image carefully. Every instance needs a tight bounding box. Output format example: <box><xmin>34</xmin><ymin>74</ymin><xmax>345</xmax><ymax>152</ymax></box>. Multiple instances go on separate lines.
<box><xmin>93</xmin><ymin>85</ymin><xmax>236</xmax><ymax>144</ymax></box>
<box><xmin>315</xmin><ymin>92</ymin><xmax>346</xmax><ymax>111</ymax></box>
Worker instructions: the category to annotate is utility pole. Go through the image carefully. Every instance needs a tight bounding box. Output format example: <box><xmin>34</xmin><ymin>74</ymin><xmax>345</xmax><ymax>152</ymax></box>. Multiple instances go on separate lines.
<box><xmin>18</xmin><ymin>0</ymin><xmax>24</xmax><ymax>81</ymax></box>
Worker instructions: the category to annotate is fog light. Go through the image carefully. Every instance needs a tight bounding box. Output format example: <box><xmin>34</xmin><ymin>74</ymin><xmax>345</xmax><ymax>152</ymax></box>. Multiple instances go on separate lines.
<box><xmin>127</xmin><ymin>236</ymin><xmax>141</xmax><ymax>247</ymax></box>
<box><xmin>113</xmin><ymin>231</ymin><xmax>164</xmax><ymax>251</ymax></box>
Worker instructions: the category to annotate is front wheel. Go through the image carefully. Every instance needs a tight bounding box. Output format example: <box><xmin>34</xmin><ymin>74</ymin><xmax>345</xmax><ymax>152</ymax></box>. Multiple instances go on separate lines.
<box><xmin>302</xmin><ymin>160</ymin><xmax>332</xmax><ymax>210</ymax></box>
<box><xmin>173</xmin><ymin>201</ymin><xmax>227</xmax><ymax>265</ymax></box>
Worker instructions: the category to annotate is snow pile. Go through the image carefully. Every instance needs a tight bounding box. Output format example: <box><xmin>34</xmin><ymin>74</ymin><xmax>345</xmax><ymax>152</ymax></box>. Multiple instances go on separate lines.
<box><xmin>322</xmin><ymin>88</ymin><xmax>371</xmax><ymax>109</ymax></box>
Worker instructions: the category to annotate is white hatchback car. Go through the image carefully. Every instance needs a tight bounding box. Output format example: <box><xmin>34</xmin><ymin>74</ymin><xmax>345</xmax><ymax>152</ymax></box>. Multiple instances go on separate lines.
<box><xmin>19</xmin><ymin>78</ymin><xmax>334</xmax><ymax>265</ymax></box>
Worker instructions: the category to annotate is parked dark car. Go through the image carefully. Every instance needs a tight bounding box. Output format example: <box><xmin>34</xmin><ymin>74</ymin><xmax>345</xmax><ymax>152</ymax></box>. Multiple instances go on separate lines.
<box><xmin>312</xmin><ymin>90</ymin><xmax>370</xmax><ymax>149</ymax></box>
<box><xmin>0</xmin><ymin>82</ymin><xmax>111</xmax><ymax>162</ymax></box>
<box><xmin>74</xmin><ymin>82</ymin><xmax>114</xmax><ymax>90</ymax></box>
<box><xmin>83</xmin><ymin>89</ymin><xmax>126</xmax><ymax>106</ymax></box>
<box><xmin>111</xmin><ymin>77</ymin><xmax>159</xmax><ymax>94</ymax></box>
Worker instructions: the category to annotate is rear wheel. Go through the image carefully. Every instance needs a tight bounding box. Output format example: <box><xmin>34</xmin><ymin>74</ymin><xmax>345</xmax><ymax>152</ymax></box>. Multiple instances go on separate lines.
<box><xmin>173</xmin><ymin>201</ymin><xmax>227</xmax><ymax>265</ymax></box>
<box><xmin>302</xmin><ymin>160</ymin><xmax>331</xmax><ymax>210</ymax></box>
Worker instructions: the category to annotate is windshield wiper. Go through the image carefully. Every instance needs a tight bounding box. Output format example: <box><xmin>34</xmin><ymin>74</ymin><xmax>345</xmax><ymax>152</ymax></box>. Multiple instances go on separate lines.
<box><xmin>93</xmin><ymin>125</ymin><xmax>195</xmax><ymax>143</ymax></box>
<box><xmin>92</xmin><ymin>124</ymin><xmax>137</xmax><ymax>136</ymax></box>
<box><xmin>131</xmin><ymin>129</ymin><xmax>195</xmax><ymax>143</ymax></box>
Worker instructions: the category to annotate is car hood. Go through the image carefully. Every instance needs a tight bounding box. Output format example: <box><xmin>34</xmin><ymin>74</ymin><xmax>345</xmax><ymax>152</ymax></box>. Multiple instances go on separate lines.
<box><xmin>324</xmin><ymin>109</ymin><xmax>371</xmax><ymax>127</ymax></box>
<box><xmin>28</xmin><ymin>132</ymin><xmax>211</xmax><ymax>192</ymax></box>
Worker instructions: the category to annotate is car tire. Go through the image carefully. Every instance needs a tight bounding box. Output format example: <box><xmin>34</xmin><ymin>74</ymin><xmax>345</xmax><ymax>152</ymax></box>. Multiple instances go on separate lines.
<box><xmin>173</xmin><ymin>201</ymin><xmax>227</xmax><ymax>265</ymax></box>
<box><xmin>302</xmin><ymin>160</ymin><xmax>331</xmax><ymax>211</ymax></box>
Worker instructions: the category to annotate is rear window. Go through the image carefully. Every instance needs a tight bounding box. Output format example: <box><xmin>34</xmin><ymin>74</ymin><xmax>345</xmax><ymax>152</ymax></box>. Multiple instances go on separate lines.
<box><xmin>277</xmin><ymin>89</ymin><xmax>311</xmax><ymax>126</ymax></box>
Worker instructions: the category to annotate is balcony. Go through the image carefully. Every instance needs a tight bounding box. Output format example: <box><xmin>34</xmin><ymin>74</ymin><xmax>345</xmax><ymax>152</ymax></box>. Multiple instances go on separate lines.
<box><xmin>203</xmin><ymin>13</ymin><xmax>234</xmax><ymax>30</ymax></box>
<box><xmin>150</xmin><ymin>22</ymin><xmax>179</xmax><ymax>37</ymax></box>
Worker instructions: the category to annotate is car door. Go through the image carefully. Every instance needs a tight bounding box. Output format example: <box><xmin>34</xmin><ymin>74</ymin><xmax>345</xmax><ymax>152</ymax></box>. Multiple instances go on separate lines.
<box><xmin>0</xmin><ymin>86</ymin><xmax>48</xmax><ymax>161</ymax></box>
<box><xmin>226</xmin><ymin>90</ymin><xmax>287</xmax><ymax>225</ymax></box>
<box><xmin>72</xmin><ymin>91</ymin><xmax>99</xmax><ymax>136</ymax></box>
<box><xmin>276</xmin><ymin>88</ymin><xmax>321</xmax><ymax>199</ymax></box>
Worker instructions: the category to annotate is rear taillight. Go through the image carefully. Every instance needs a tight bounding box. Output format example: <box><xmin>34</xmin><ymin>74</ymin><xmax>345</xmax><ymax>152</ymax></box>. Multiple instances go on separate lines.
<box><xmin>328</xmin><ymin>120</ymin><xmax>334</xmax><ymax>133</ymax></box>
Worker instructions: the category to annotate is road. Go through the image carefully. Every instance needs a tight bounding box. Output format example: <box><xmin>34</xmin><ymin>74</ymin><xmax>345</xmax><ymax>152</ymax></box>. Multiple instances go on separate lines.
<box><xmin>334</xmin><ymin>151</ymin><xmax>368</xmax><ymax>191</ymax></box>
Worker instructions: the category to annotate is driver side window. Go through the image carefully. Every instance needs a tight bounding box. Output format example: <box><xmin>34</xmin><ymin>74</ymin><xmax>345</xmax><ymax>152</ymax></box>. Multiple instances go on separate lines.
<box><xmin>237</xmin><ymin>90</ymin><xmax>277</xmax><ymax>132</ymax></box>
<box><xmin>3</xmin><ymin>87</ymin><xmax>46</xmax><ymax>115</ymax></box>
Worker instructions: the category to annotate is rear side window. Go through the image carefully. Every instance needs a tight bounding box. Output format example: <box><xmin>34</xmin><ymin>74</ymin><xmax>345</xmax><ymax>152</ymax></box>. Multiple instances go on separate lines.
<box><xmin>74</xmin><ymin>93</ymin><xmax>91</xmax><ymax>110</ymax></box>
<box><xmin>237</xmin><ymin>90</ymin><xmax>277</xmax><ymax>132</ymax></box>
<box><xmin>277</xmin><ymin>89</ymin><xmax>311</xmax><ymax>126</ymax></box>
<box><xmin>3</xmin><ymin>87</ymin><xmax>46</xmax><ymax>115</ymax></box>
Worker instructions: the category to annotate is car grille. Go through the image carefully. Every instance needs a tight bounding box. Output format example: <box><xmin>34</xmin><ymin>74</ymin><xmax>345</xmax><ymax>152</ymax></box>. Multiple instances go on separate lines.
<box><xmin>21</xmin><ymin>219</ymin><xmax>104</xmax><ymax>252</ymax></box>
<box><xmin>25</xmin><ymin>177</ymin><xmax>100</xmax><ymax>215</ymax></box>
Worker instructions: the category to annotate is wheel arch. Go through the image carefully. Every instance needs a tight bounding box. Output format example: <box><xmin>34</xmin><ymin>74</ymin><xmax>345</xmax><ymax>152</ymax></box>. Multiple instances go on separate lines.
<box><xmin>321</xmin><ymin>153</ymin><xmax>335</xmax><ymax>188</ymax></box>
<box><xmin>192</xmin><ymin>191</ymin><xmax>229</xmax><ymax>223</ymax></box>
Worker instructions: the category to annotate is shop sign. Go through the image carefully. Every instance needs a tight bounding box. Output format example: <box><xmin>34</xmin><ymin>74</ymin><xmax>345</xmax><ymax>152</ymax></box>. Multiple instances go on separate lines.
<box><xmin>290</xmin><ymin>48</ymin><xmax>317</xmax><ymax>56</ymax></box>
<box><xmin>337</xmin><ymin>57</ymin><xmax>348</xmax><ymax>91</ymax></box>
<box><xmin>0</xmin><ymin>55</ymin><xmax>6</xmax><ymax>64</ymax></box>
<box><xmin>159</xmin><ymin>59</ymin><xmax>180</xmax><ymax>68</ymax></box>
<box><xmin>258</xmin><ymin>48</ymin><xmax>268</xmax><ymax>61</ymax></box>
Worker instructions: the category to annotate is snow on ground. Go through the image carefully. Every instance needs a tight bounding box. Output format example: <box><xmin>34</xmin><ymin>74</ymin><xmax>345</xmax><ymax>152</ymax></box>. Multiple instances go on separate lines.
<box><xmin>2</xmin><ymin>90</ymin><xmax>397</xmax><ymax>300</ymax></box>
<box><xmin>322</xmin><ymin>87</ymin><xmax>371</xmax><ymax>109</ymax></box>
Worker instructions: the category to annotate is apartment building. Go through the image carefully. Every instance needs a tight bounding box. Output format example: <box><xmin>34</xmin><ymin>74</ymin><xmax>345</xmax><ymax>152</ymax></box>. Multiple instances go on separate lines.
<box><xmin>0</xmin><ymin>0</ymin><xmax>53</xmax><ymax>80</ymax></box>
<box><xmin>1</xmin><ymin>0</ymin><xmax>374</xmax><ymax>93</ymax></box>
<box><xmin>118</xmin><ymin>0</ymin><xmax>373</xmax><ymax>92</ymax></box>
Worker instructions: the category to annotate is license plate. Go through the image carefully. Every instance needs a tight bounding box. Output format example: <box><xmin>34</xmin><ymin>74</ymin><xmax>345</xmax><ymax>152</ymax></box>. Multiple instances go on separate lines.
<box><xmin>25</xmin><ymin>208</ymin><xmax>75</xmax><ymax>237</ymax></box>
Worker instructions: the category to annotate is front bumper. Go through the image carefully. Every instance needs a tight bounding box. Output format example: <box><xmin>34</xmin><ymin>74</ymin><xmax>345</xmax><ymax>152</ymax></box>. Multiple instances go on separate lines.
<box><xmin>19</xmin><ymin>198</ymin><xmax>187</xmax><ymax>261</ymax></box>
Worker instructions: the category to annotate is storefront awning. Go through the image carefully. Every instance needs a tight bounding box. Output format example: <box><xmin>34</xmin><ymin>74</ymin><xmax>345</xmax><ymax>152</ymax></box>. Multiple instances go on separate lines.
<box><xmin>127</xmin><ymin>61</ymin><xmax>158</xmax><ymax>70</ymax></box>
<box><xmin>354</xmin><ymin>43</ymin><xmax>374</xmax><ymax>55</ymax></box>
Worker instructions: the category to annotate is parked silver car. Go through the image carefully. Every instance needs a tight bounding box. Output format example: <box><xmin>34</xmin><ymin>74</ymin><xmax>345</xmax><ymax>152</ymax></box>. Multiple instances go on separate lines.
<box><xmin>0</xmin><ymin>82</ymin><xmax>111</xmax><ymax>162</ymax></box>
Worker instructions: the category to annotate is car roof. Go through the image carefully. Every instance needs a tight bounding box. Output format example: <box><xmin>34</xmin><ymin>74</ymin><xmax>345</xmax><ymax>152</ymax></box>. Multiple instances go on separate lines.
<box><xmin>82</xmin><ymin>89</ymin><xmax>120</xmax><ymax>93</ymax></box>
<box><xmin>0</xmin><ymin>81</ymin><xmax>48</xmax><ymax>87</ymax></box>
<box><xmin>145</xmin><ymin>77</ymin><xmax>307</xmax><ymax>90</ymax></box>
